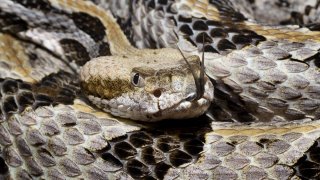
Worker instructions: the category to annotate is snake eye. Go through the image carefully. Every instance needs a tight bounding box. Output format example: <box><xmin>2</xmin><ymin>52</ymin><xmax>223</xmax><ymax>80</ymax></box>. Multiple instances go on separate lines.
<box><xmin>133</xmin><ymin>73</ymin><xmax>139</xmax><ymax>85</ymax></box>
<box><xmin>131</xmin><ymin>73</ymin><xmax>145</xmax><ymax>87</ymax></box>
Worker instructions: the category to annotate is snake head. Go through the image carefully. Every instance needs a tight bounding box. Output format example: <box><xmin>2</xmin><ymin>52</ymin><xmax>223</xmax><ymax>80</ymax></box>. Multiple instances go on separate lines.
<box><xmin>80</xmin><ymin>49</ymin><xmax>214</xmax><ymax>122</ymax></box>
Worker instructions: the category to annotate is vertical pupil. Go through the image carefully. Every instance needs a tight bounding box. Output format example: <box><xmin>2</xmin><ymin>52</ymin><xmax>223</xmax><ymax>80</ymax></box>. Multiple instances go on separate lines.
<box><xmin>133</xmin><ymin>73</ymin><xmax>140</xmax><ymax>85</ymax></box>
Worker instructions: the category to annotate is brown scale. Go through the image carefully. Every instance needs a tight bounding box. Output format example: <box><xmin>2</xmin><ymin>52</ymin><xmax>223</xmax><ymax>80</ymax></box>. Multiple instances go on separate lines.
<box><xmin>0</xmin><ymin>153</ymin><xmax>8</xmax><ymax>178</ymax></box>
<box><xmin>0</xmin><ymin>0</ymin><xmax>111</xmax><ymax>67</ymax></box>
<box><xmin>0</xmin><ymin>11</ymin><xmax>28</xmax><ymax>34</ymax></box>
<box><xmin>70</xmin><ymin>12</ymin><xmax>106</xmax><ymax>42</ymax></box>
<box><xmin>98</xmin><ymin>122</ymin><xmax>210</xmax><ymax>179</ymax></box>
<box><xmin>306</xmin><ymin>23</ymin><xmax>320</xmax><ymax>31</ymax></box>
<box><xmin>206</xmin><ymin>80</ymin><xmax>260</xmax><ymax>123</ymax></box>
<box><xmin>62</xmin><ymin>10</ymin><xmax>112</xmax><ymax>63</ymax></box>
<box><xmin>185</xmin><ymin>18</ymin><xmax>266</xmax><ymax>52</ymax></box>
<box><xmin>129</xmin><ymin>0</ymin><xmax>266</xmax><ymax>53</ymax></box>
<box><xmin>10</xmin><ymin>0</ymin><xmax>53</xmax><ymax>11</ymax></box>
<box><xmin>126</xmin><ymin>0</ymin><xmax>320</xmax><ymax>124</ymax></box>
<box><xmin>240</xmin><ymin>0</ymin><xmax>320</xmax><ymax>31</ymax></box>
<box><xmin>1</xmin><ymin>0</ymin><xmax>320</xmax><ymax>179</ymax></box>
<box><xmin>128</xmin><ymin>0</ymin><xmax>178</xmax><ymax>48</ymax></box>
<box><xmin>59</xmin><ymin>39</ymin><xmax>91</xmax><ymax>66</ymax></box>
<box><xmin>0</xmin><ymin>0</ymin><xmax>59</xmax><ymax>34</ymax></box>
<box><xmin>0</xmin><ymin>71</ymin><xmax>79</xmax><ymax>121</ymax></box>
<box><xmin>208</xmin><ymin>0</ymin><xmax>247</xmax><ymax>22</ymax></box>
<box><xmin>294</xmin><ymin>137</ymin><xmax>320</xmax><ymax>179</ymax></box>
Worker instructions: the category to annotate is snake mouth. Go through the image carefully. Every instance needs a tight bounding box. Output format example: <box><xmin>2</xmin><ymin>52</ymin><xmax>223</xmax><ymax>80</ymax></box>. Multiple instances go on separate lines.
<box><xmin>149</xmin><ymin>78</ymin><xmax>214</xmax><ymax>121</ymax></box>
<box><xmin>153</xmin><ymin>98</ymin><xmax>213</xmax><ymax>121</ymax></box>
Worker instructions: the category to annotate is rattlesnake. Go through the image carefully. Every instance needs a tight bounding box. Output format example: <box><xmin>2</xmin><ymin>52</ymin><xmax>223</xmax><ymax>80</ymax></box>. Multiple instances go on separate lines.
<box><xmin>0</xmin><ymin>0</ymin><xmax>320</xmax><ymax>179</ymax></box>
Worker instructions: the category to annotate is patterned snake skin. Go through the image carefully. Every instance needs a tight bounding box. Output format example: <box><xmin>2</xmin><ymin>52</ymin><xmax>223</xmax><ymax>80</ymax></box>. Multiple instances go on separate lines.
<box><xmin>0</xmin><ymin>0</ymin><xmax>320</xmax><ymax>179</ymax></box>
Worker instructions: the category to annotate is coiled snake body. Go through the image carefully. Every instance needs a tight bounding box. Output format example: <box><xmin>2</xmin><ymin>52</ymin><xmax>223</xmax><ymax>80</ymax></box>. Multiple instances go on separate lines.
<box><xmin>0</xmin><ymin>0</ymin><xmax>320</xmax><ymax>179</ymax></box>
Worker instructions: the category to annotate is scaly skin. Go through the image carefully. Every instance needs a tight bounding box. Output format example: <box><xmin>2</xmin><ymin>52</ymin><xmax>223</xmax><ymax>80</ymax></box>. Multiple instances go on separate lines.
<box><xmin>0</xmin><ymin>0</ymin><xmax>319</xmax><ymax>179</ymax></box>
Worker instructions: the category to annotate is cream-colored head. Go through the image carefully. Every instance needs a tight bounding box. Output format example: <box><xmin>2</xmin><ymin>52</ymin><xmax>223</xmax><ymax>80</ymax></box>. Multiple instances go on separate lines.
<box><xmin>80</xmin><ymin>48</ymin><xmax>214</xmax><ymax>122</ymax></box>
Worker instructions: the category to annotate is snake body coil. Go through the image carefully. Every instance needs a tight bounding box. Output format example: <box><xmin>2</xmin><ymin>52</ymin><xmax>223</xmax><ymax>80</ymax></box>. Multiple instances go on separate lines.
<box><xmin>0</xmin><ymin>0</ymin><xmax>320</xmax><ymax>179</ymax></box>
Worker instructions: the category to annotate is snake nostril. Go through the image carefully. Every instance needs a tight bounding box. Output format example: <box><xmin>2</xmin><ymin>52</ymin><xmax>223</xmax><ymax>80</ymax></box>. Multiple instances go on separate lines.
<box><xmin>153</xmin><ymin>89</ymin><xmax>162</xmax><ymax>98</ymax></box>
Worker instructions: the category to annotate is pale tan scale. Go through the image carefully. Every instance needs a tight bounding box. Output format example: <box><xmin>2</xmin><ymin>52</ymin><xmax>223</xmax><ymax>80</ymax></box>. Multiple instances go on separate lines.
<box><xmin>1</xmin><ymin>0</ymin><xmax>320</xmax><ymax>179</ymax></box>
